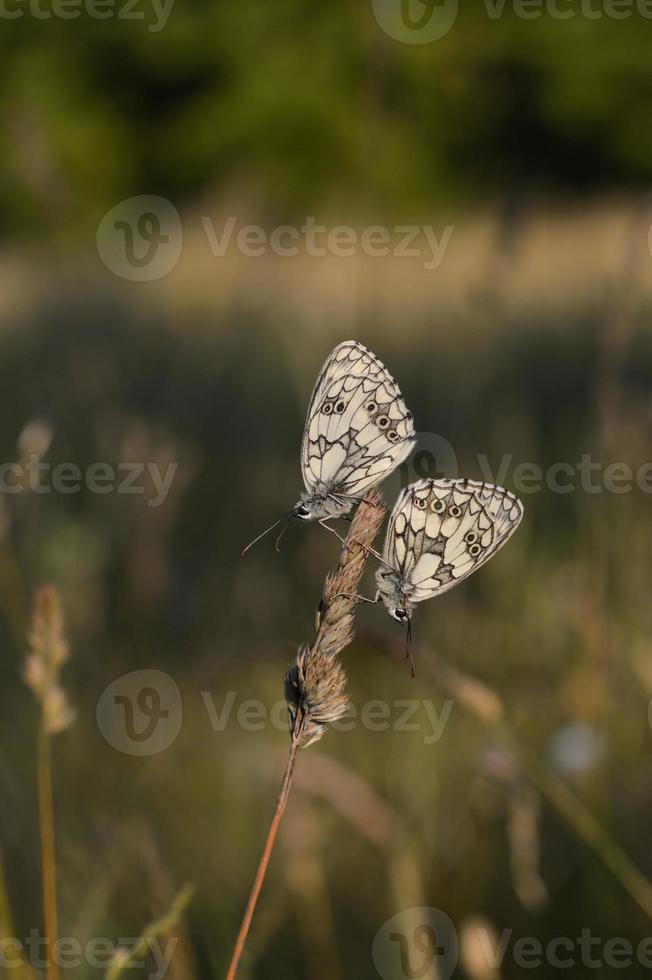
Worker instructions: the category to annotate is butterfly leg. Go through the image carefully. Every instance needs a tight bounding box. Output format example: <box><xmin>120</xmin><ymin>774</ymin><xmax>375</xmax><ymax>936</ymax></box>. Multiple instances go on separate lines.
<box><xmin>327</xmin><ymin>529</ymin><xmax>394</xmax><ymax>572</ymax></box>
<box><xmin>319</xmin><ymin>520</ymin><xmax>394</xmax><ymax>574</ymax></box>
<box><xmin>342</xmin><ymin>538</ymin><xmax>396</xmax><ymax>572</ymax></box>
<box><xmin>318</xmin><ymin>519</ymin><xmax>348</xmax><ymax>545</ymax></box>
<box><xmin>316</xmin><ymin>589</ymin><xmax>379</xmax><ymax>629</ymax></box>
<box><xmin>329</xmin><ymin>590</ymin><xmax>380</xmax><ymax>604</ymax></box>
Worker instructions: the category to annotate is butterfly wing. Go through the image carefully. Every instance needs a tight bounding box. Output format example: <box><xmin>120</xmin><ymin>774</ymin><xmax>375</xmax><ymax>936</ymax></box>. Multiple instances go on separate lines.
<box><xmin>301</xmin><ymin>341</ymin><xmax>416</xmax><ymax>497</ymax></box>
<box><xmin>384</xmin><ymin>478</ymin><xmax>523</xmax><ymax>604</ymax></box>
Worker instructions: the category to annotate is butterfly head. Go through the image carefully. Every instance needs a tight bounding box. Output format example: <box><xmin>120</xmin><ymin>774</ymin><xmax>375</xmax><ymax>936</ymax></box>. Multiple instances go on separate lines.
<box><xmin>376</xmin><ymin>567</ymin><xmax>414</xmax><ymax>622</ymax></box>
<box><xmin>390</xmin><ymin>606</ymin><xmax>409</xmax><ymax>624</ymax></box>
<box><xmin>295</xmin><ymin>488</ymin><xmax>353</xmax><ymax>522</ymax></box>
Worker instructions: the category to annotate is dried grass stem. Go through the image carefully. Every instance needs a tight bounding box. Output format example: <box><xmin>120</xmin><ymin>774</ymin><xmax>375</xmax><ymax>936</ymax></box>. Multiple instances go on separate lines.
<box><xmin>224</xmin><ymin>490</ymin><xmax>386</xmax><ymax>979</ymax></box>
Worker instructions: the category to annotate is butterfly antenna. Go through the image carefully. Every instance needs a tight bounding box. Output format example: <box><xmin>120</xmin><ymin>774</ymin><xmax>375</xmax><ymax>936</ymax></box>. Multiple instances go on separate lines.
<box><xmin>240</xmin><ymin>512</ymin><xmax>294</xmax><ymax>557</ymax></box>
<box><xmin>274</xmin><ymin>514</ymin><xmax>293</xmax><ymax>552</ymax></box>
<box><xmin>406</xmin><ymin>619</ymin><xmax>416</xmax><ymax>678</ymax></box>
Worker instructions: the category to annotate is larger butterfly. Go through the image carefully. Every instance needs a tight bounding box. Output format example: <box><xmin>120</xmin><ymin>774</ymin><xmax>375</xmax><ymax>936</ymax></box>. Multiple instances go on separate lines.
<box><xmin>242</xmin><ymin>341</ymin><xmax>416</xmax><ymax>553</ymax></box>
<box><xmin>361</xmin><ymin>478</ymin><xmax>524</xmax><ymax>672</ymax></box>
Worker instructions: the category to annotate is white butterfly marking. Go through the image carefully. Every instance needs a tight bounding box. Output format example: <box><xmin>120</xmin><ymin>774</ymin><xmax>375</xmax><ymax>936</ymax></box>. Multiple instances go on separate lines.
<box><xmin>241</xmin><ymin>340</ymin><xmax>416</xmax><ymax>554</ymax></box>
<box><xmin>375</xmin><ymin>478</ymin><xmax>524</xmax><ymax>625</ymax></box>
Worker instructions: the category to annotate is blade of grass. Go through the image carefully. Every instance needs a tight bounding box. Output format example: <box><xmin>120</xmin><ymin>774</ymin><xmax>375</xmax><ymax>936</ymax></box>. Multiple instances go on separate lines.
<box><xmin>37</xmin><ymin>726</ymin><xmax>59</xmax><ymax>980</ymax></box>
<box><xmin>105</xmin><ymin>883</ymin><xmax>194</xmax><ymax>980</ymax></box>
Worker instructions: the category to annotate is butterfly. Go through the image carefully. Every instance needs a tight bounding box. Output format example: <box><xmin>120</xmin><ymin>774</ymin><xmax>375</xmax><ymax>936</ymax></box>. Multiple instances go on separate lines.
<box><xmin>242</xmin><ymin>341</ymin><xmax>416</xmax><ymax>554</ymax></box>
<box><xmin>350</xmin><ymin>478</ymin><xmax>524</xmax><ymax>673</ymax></box>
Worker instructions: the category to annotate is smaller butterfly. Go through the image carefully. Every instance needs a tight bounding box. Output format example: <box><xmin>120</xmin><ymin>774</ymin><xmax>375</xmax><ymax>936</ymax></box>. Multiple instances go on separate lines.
<box><xmin>242</xmin><ymin>341</ymin><xmax>416</xmax><ymax>554</ymax></box>
<box><xmin>347</xmin><ymin>478</ymin><xmax>524</xmax><ymax>674</ymax></box>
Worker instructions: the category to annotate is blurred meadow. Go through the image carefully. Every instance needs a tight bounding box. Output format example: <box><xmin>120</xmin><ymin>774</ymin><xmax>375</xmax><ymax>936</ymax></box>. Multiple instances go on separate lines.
<box><xmin>2</xmin><ymin>3</ymin><xmax>652</xmax><ymax>979</ymax></box>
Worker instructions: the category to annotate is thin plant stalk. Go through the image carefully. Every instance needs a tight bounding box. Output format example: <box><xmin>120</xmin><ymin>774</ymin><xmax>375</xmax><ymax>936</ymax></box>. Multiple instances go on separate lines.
<box><xmin>24</xmin><ymin>586</ymin><xmax>75</xmax><ymax>980</ymax></box>
<box><xmin>224</xmin><ymin>737</ymin><xmax>299</xmax><ymax>980</ymax></box>
<box><xmin>225</xmin><ymin>490</ymin><xmax>386</xmax><ymax>980</ymax></box>
<box><xmin>37</xmin><ymin>725</ymin><xmax>60</xmax><ymax>980</ymax></box>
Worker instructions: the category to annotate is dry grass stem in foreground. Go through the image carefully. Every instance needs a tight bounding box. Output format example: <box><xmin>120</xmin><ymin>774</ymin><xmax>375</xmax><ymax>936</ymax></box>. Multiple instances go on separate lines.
<box><xmin>224</xmin><ymin>489</ymin><xmax>386</xmax><ymax>980</ymax></box>
<box><xmin>23</xmin><ymin>585</ymin><xmax>75</xmax><ymax>980</ymax></box>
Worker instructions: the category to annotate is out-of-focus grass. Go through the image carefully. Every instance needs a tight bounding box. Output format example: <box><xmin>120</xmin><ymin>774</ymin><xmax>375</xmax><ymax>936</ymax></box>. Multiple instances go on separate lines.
<box><xmin>0</xmin><ymin>202</ymin><xmax>651</xmax><ymax>978</ymax></box>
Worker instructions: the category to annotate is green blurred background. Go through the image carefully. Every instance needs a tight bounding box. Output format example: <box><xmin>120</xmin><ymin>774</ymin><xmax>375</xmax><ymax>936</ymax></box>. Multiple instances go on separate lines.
<box><xmin>2</xmin><ymin>2</ymin><xmax>652</xmax><ymax>978</ymax></box>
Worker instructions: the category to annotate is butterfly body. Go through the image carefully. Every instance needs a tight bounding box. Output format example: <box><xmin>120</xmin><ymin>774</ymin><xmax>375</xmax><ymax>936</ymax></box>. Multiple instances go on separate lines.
<box><xmin>377</xmin><ymin>477</ymin><xmax>524</xmax><ymax>624</ymax></box>
<box><xmin>374</xmin><ymin>567</ymin><xmax>414</xmax><ymax>623</ymax></box>
<box><xmin>293</xmin><ymin>485</ymin><xmax>353</xmax><ymax>522</ymax></box>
